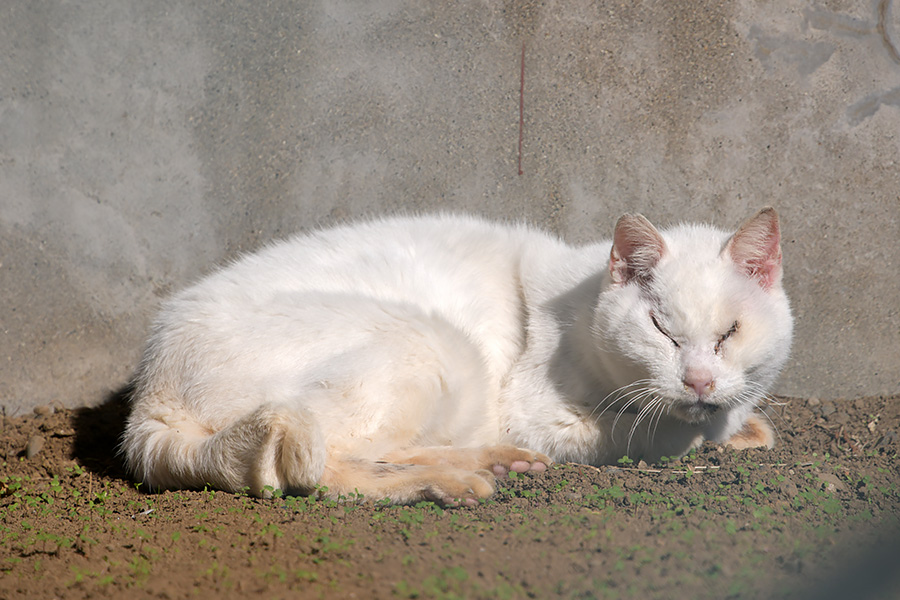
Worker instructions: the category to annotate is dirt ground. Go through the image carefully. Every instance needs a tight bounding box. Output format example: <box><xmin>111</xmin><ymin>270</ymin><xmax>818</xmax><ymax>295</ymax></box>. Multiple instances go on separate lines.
<box><xmin>1</xmin><ymin>392</ymin><xmax>898</xmax><ymax>599</ymax></box>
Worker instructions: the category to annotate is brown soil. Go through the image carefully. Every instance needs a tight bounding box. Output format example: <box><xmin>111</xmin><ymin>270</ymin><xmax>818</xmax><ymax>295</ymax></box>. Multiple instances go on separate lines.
<box><xmin>1</xmin><ymin>393</ymin><xmax>898</xmax><ymax>599</ymax></box>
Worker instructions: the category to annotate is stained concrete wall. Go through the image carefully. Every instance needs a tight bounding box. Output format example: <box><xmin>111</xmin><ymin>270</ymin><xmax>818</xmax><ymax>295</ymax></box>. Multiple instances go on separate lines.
<box><xmin>1</xmin><ymin>0</ymin><xmax>898</xmax><ymax>416</ymax></box>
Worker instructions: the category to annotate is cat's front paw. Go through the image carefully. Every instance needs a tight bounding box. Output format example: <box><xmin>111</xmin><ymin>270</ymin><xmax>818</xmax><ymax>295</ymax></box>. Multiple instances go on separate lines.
<box><xmin>724</xmin><ymin>413</ymin><xmax>775</xmax><ymax>450</ymax></box>
<box><xmin>482</xmin><ymin>445</ymin><xmax>552</xmax><ymax>477</ymax></box>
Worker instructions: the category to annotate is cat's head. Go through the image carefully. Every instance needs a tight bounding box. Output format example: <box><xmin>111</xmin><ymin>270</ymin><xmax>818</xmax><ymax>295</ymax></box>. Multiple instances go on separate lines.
<box><xmin>594</xmin><ymin>208</ymin><xmax>793</xmax><ymax>424</ymax></box>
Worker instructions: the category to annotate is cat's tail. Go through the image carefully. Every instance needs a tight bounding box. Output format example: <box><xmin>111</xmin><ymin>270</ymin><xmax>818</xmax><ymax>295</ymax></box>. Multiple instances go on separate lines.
<box><xmin>121</xmin><ymin>392</ymin><xmax>327</xmax><ymax>497</ymax></box>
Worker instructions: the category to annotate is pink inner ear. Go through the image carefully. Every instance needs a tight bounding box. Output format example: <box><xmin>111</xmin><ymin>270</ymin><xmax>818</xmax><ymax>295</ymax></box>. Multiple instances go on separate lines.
<box><xmin>726</xmin><ymin>208</ymin><xmax>783</xmax><ymax>290</ymax></box>
<box><xmin>610</xmin><ymin>214</ymin><xmax>666</xmax><ymax>285</ymax></box>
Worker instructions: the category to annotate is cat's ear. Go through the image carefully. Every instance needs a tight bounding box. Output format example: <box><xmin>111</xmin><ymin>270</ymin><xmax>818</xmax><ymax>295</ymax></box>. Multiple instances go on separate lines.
<box><xmin>609</xmin><ymin>214</ymin><xmax>666</xmax><ymax>285</ymax></box>
<box><xmin>724</xmin><ymin>207</ymin><xmax>783</xmax><ymax>290</ymax></box>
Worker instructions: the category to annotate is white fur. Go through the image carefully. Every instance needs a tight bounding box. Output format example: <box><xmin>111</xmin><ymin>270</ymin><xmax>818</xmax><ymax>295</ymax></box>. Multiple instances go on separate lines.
<box><xmin>123</xmin><ymin>212</ymin><xmax>792</xmax><ymax>498</ymax></box>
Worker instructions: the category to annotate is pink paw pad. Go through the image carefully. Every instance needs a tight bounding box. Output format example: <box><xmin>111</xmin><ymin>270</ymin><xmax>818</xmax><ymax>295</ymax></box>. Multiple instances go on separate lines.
<box><xmin>528</xmin><ymin>461</ymin><xmax>548</xmax><ymax>473</ymax></box>
<box><xmin>506</xmin><ymin>460</ymin><xmax>547</xmax><ymax>474</ymax></box>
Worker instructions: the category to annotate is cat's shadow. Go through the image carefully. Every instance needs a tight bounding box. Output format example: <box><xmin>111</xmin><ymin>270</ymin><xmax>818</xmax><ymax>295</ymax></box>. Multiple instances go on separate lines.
<box><xmin>71</xmin><ymin>384</ymin><xmax>133</xmax><ymax>481</ymax></box>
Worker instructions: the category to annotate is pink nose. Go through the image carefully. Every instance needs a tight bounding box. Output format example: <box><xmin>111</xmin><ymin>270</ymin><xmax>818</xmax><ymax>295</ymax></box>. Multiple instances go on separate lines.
<box><xmin>683</xmin><ymin>369</ymin><xmax>715</xmax><ymax>398</ymax></box>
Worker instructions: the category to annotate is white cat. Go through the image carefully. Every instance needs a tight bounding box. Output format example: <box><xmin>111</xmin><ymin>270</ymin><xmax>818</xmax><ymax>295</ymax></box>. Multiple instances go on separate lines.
<box><xmin>122</xmin><ymin>208</ymin><xmax>792</xmax><ymax>504</ymax></box>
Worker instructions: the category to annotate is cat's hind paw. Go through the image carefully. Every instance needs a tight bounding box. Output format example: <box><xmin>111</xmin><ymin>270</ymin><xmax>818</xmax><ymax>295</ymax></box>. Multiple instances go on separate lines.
<box><xmin>238</xmin><ymin>403</ymin><xmax>326</xmax><ymax>497</ymax></box>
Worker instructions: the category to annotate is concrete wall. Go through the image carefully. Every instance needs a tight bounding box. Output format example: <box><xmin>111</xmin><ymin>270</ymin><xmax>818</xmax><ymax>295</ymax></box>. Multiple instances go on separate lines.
<box><xmin>2</xmin><ymin>0</ymin><xmax>898</xmax><ymax>416</ymax></box>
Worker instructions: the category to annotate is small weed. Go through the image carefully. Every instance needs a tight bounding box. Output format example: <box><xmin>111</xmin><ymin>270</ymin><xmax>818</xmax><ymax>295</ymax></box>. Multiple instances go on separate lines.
<box><xmin>551</xmin><ymin>479</ymin><xmax>570</xmax><ymax>493</ymax></box>
<box><xmin>66</xmin><ymin>464</ymin><xmax>85</xmax><ymax>477</ymax></box>
<box><xmin>296</xmin><ymin>569</ymin><xmax>318</xmax><ymax>582</ymax></box>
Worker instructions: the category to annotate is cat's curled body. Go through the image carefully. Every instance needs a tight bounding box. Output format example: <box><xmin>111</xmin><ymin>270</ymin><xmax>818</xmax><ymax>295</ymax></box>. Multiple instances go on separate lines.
<box><xmin>123</xmin><ymin>208</ymin><xmax>792</xmax><ymax>504</ymax></box>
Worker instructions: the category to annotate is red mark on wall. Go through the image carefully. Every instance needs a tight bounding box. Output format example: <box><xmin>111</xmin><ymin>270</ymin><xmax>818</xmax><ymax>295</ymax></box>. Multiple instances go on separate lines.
<box><xmin>518</xmin><ymin>42</ymin><xmax>525</xmax><ymax>176</ymax></box>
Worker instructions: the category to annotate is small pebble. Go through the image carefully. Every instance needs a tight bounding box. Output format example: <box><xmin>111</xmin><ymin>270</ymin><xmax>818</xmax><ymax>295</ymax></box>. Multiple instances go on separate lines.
<box><xmin>780</xmin><ymin>481</ymin><xmax>799</xmax><ymax>497</ymax></box>
<box><xmin>831</xmin><ymin>412</ymin><xmax>850</xmax><ymax>425</ymax></box>
<box><xmin>33</xmin><ymin>405</ymin><xmax>54</xmax><ymax>416</ymax></box>
<box><xmin>877</xmin><ymin>431</ymin><xmax>897</xmax><ymax>447</ymax></box>
<box><xmin>25</xmin><ymin>435</ymin><xmax>45</xmax><ymax>459</ymax></box>
<box><xmin>807</xmin><ymin>397</ymin><xmax>820</xmax><ymax>407</ymax></box>
<box><xmin>817</xmin><ymin>472</ymin><xmax>846</xmax><ymax>493</ymax></box>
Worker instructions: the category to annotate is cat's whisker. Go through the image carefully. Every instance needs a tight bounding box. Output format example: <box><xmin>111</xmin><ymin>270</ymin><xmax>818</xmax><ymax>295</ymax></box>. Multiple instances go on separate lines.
<box><xmin>744</xmin><ymin>380</ymin><xmax>780</xmax><ymax>401</ymax></box>
<box><xmin>644</xmin><ymin>396</ymin><xmax>668</xmax><ymax>451</ymax></box>
<box><xmin>611</xmin><ymin>391</ymin><xmax>651</xmax><ymax>434</ymax></box>
<box><xmin>624</xmin><ymin>405</ymin><xmax>648</xmax><ymax>457</ymax></box>
<box><xmin>590</xmin><ymin>380</ymin><xmax>655</xmax><ymax>420</ymax></box>
<box><xmin>724</xmin><ymin>385</ymin><xmax>789</xmax><ymax>445</ymax></box>
<box><xmin>609</xmin><ymin>386</ymin><xmax>659</xmax><ymax>441</ymax></box>
<box><xmin>754</xmin><ymin>399</ymin><xmax>784</xmax><ymax>446</ymax></box>
<box><xmin>649</xmin><ymin>397</ymin><xmax>668</xmax><ymax>448</ymax></box>
<box><xmin>737</xmin><ymin>382</ymin><xmax>788</xmax><ymax>420</ymax></box>
<box><xmin>621</xmin><ymin>386</ymin><xmax>657</xmax><ymax>413</ymax></box>
<box><xmin>753</xmin><ymin>391</ymin><xmax>791</xmax><ymax>438</ymax></box>
<box><xmin>719</xmin><ymin>395</ymin><xmax>742</xmax><ymax>412</ymax></box>
<box><xmin>625</xmin><ymin>391</ymin><xmax>665</xmax><ymax>456</ymax></box>
<box><xmin>589</xmin><ymin>386</ymin><xmax>630</xmax><ymax>419</ymax></box>
<box><xmin>594</xmin><ymin>384</ymin><xmax>654</xmax><ymax>428</ymax></box>
<box><xmin>630</xmin><ymin>396</ymin><xmax>665</xmax><ymax>456</ymax></box>
<box><xmin>629</xmin><ymin>397</ymin><xmax>657</xmax><ymax>437</ymax></box>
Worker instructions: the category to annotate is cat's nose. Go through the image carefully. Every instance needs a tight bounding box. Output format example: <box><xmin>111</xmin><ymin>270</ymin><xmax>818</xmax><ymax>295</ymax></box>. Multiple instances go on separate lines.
<box><xmin>683</xmin><ymin>369</ymin><xmax>715</xmax><ymax>398</ymax></box>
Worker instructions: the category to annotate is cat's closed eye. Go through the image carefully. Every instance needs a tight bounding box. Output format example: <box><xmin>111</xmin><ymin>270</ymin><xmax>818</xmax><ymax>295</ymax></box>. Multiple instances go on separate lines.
<box><xmin>650</xmin><ymin>311</ymin><xmax>679</xmax><ymax>348</ymax></box>
<box><xmin>714</xmin><ymin>321</ymin><xmax>740</xmax><ymax>354</ymax></box>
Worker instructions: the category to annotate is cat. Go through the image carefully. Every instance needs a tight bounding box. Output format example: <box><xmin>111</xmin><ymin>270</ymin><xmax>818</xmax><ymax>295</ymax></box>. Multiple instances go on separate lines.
<box><xmin>122</xmin><ymin>207</ymin><xmax>792</xmax><ymax>505</ymax></box>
